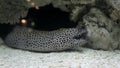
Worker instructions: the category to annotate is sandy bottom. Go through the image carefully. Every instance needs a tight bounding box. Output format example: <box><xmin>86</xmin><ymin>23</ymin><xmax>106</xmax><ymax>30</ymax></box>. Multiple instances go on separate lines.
<box><xmin>0</xmin><ymin>38</ymin><xmax>120</xmax><ymax>68</ymax></box>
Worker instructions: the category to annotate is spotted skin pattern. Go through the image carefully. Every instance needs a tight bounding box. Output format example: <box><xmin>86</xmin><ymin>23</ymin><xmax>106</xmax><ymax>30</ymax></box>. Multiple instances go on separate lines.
<box><xmin>5</xmin><ymin>26</ymin><xmax>87</xmax><ymax>52</ymax></box>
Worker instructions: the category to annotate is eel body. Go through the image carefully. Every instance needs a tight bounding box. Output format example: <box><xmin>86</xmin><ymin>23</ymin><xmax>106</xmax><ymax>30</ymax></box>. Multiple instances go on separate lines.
<box><xmin>5</xmin><ymin>26</ymin><xmax>87</xmax><ymax>52</ymax></box>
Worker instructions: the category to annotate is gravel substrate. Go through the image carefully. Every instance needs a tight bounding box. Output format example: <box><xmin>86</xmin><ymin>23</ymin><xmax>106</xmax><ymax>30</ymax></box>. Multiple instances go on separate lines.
<box><xmin>0</xmin><ymin>38</ymin><xmax>120</xmax><ymax>68</ymax></box>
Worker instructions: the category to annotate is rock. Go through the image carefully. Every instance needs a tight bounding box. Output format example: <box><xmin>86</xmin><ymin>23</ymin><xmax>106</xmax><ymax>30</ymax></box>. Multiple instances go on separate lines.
<box><xmin>0</xmin><ymin>0</ymin><xmax>30</xmax><ymax>24</ymax></box>
<box><xmin>107</xmin><ymin>0</ymin><xmax>120</xmax><ymax>10</ymax></box>
<box><xmin>110</xmin><ymin>9</ymin><xmax>120</xmax><ymax>21</ymax></box>
<box><xmin>83</xmin><ymin>8</ymin><xmax>120</xmax><ymax>50</ymax></box>
<box><xmin>106</xmin><ymin>0</ymin><xmax>120</xmax><ymax>21</ymax></box>
<box><xmin>29</xmin><ymin>0</ymin><xmax>52</xmax><ymax>6</ymax></box>
<box><xmin>52</xmin><ymin>0</ymin><xmax>95</xmax><ymax>12</ymax></box>
<box><xmin>0</xmin><ymin>0</ymin><xmax>96</xmax><ymax>24</ymax></box>
<box><xmin>70</xmin><ymin>6</ymin><xmax>87</xmax><ymax>22</ymax></box>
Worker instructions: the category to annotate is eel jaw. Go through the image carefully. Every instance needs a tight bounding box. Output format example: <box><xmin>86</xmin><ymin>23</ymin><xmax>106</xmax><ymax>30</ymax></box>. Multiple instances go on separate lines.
<box><xmin>73</xmin><ymin>39</ymin><xmax>88</xmax><ymax>47</ymax></box>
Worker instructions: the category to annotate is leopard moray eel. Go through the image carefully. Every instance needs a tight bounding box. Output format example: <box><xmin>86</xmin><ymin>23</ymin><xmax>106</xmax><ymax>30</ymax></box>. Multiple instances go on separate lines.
<box><xmin>4</xmin><ymin>26</ymin><xmax>87</xmax><ymax>52</ymax></box>
<box><xmin>0</xmin><ymin>2</ymin><xmax>87</xmax><ymax>52</ymax></box>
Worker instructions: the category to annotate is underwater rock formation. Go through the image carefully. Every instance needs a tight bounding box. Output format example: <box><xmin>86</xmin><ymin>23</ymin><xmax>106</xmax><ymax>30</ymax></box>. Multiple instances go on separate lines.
<box><xmin>103</xmin><ymin>0</ymin><xmax>120</xmax><ymax>22</ymax></box>
<box><xmin>108</xmin><ymin>0</ymin><xmax>120</xmax><ymax>10</ymax></box>
<box><xmin>0</xmin><ymin>0</ymin><xmax>30</xmax><ymax>24</ymax></box>
<box><xmin>0</xmin><ymin>0</ymin><xmax>52</xmax><ymax>24</ymax></box>
<box><xmin>0</xmin><ymin>0</ymin><xmax>120</xmax><ymax>51</ymax></box>
<box><xmin>0</xmin><ymin>0</ymin><xmax>120</xmax><ymax>24</ymax></box>
<box><xmin>83</xmin><ymin>8</ymin><xmax>120</xmax><ymax>50</ymax></box>
<box><xmin>5</xmin><ymin>26</ymin><xmax>87</xmax><ymax>52</ymax></box>
<box><xmin>0</xmin><ymin>0</ymin><xmax>96</xmax><ymax>24</ymax></box>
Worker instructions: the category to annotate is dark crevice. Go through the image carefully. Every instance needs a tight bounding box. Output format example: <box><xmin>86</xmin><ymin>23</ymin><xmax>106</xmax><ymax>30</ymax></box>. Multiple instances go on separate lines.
<box><xmin>0</xmin><ymin>24</ymin><xmax>15</xmax><ymax>39</ymax></box>
<box><xmin>25</xmin><ymin>4</ymin><xmax>78</xmax><ymax>31</ymax></box>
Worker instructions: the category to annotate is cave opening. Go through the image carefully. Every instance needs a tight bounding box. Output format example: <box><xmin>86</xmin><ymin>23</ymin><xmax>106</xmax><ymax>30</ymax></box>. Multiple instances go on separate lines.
<box><xmin>23</xmin><ymin>4</ymin><xmax>77</xmax><ymax>31</ymax></box>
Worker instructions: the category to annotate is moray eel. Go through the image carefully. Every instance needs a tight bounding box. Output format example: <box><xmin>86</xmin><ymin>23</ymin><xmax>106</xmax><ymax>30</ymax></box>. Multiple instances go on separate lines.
<box><xmin>4</xmin><ymin>26</ymin><xmax>87</xmax><ymax>52</ymax></box>
<box><xmin>1</xmin><ymin>4</ymin><xmax>87</xmax><ymax>52</ymax></box>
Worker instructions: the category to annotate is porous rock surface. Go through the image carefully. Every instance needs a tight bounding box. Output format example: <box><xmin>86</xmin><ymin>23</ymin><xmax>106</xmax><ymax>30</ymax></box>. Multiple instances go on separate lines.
<box><xmin>83</xmin><ymin>8</ymin><xmax>120</xmax><ymax>50</ymax></box>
